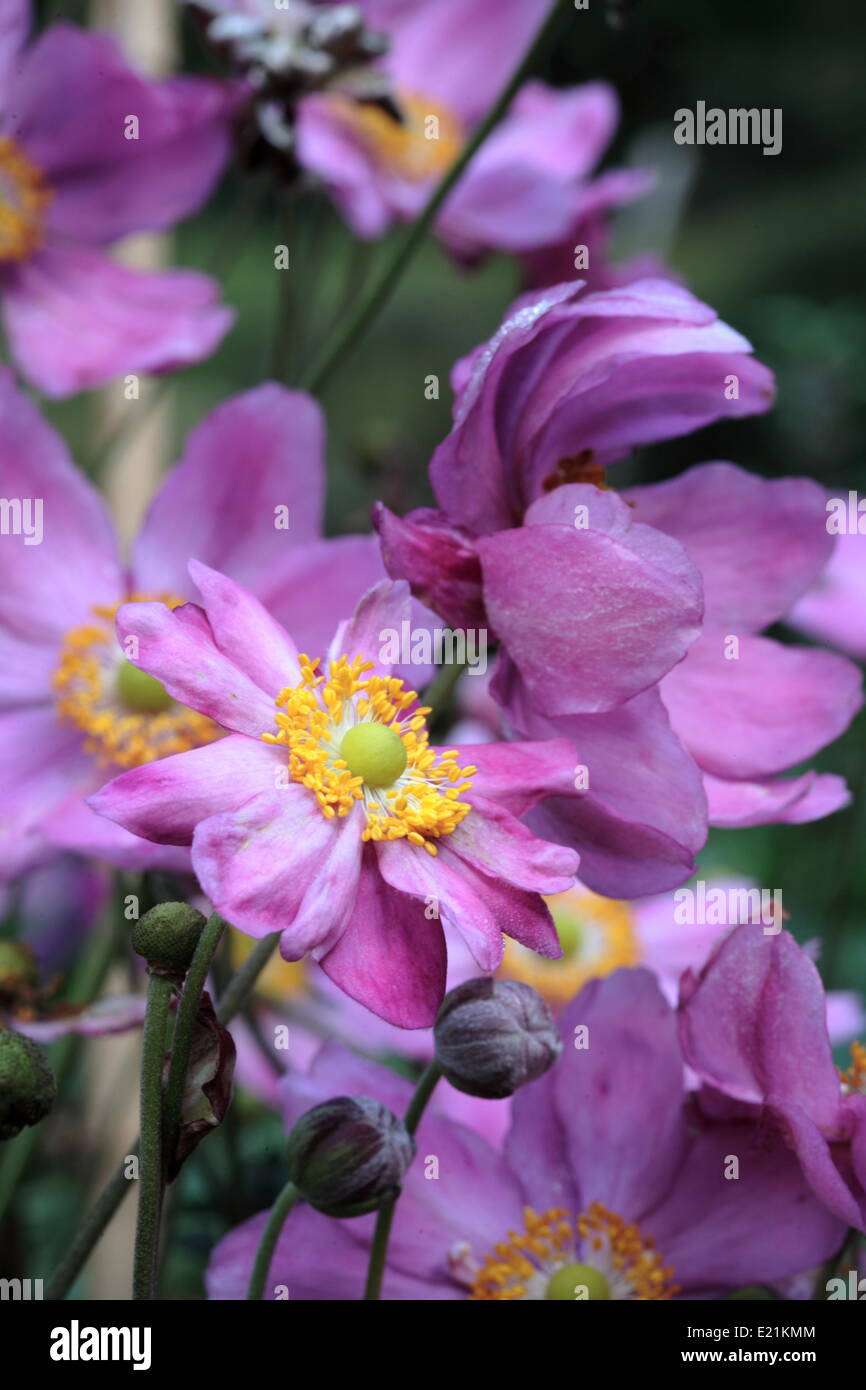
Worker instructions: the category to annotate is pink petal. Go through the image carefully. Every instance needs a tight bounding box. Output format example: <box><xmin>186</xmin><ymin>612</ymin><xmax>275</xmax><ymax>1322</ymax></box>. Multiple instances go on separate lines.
<box><xmin>3</xmin><ymin>246</ymin><xmax>233</xmax><ymax>398</ymax></box>
<box><xmin>188</xmin><ymin>561</ymin><xmax>302</xmax><ymax>698</ymax></box>
<box><xmin>115</xmin><ymin>599</ymin><xmax>276</xmax><ymax>736</ymax></box>
<box><xmin>319</xmin><ymin>849</ymin><xmax>448</xmax><ymax>1028</ymax></box>
<box><xmin>87</xmin><ymin>735</ymin><xmax>280</xmax><ymax>847</ymax></box>
<box><xmin>132</xmin><ymin>386</ymin><xmax>326</xmax><ymax>599</ymax></box>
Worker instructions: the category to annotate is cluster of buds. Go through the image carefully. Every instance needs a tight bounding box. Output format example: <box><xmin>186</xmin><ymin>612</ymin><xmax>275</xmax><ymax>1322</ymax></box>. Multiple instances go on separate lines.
<box><xmin>186</xmin><ymin>1</ymin><xmax>393</xmax><ymax>172</ymax></box>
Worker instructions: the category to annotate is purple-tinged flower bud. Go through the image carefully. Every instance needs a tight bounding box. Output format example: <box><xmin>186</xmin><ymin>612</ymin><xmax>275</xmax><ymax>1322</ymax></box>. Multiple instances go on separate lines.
<box><xmin>0</xmin><ymin>1030</ymin><xmax>56</xmax><ymax>1141</ymax></box>
<box><xmin>131</xmin><ymin>902</ymin><xmax>207</xmax><ymax>976</ymax></box>
<box><xmin>433</xmin><ymin>978</ymin><xmax>562</xmax><ymax>1099</ymax></box>
<box><xmin>285</xmin><ymin>1096</ymin><xmax>415</xmax><ymax>1217</ymax></box>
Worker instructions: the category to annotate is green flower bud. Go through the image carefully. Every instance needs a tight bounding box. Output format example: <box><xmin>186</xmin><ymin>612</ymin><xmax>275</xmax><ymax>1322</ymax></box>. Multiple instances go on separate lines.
<box><xmin>131</xmin><ymin>902</ymin><xmax>207</xmax><ymax>975</ymax></box>
<box><xmin>286</xmin><ymin>1096</ymin><xmax>415</xmax><ymax>1217</ymax></box>
<box><xmin>0</xmin><ymin>1030</ymin><xmax>57</xmax><ymax>1141</ymax></box>
<box><xmin>433</xmin><ymin>978</ymin><xmax>562</xmax><ymax>1099</ymax></box>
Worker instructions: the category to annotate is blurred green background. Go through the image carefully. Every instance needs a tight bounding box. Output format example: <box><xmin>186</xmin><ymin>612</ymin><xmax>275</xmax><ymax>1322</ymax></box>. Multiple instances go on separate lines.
<box><xmin>11</xmin><ymin>0</ymin><xmax>865</xmax><ymax>1295</ymax></box>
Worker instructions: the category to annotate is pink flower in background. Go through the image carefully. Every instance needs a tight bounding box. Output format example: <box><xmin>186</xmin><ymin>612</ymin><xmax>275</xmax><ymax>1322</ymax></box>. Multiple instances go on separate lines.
<box><xmin>0</xmin><ymin>1</ymin><xmax>235</xmax><ymax>395</ymax></box>
<box><xmin>0</xmin><ymin>373</ymin><xmax>389</xmax><ymax>879</ymax></box>
<box><xmin>680</xmin><ymin>924</ymin><xmax>866</xmax><ymax>1232</ymax></box>
<box><xmin>90</xmin><ymin>574</ymin><xmax>579</xmax><ymax>1027</ymax></box>
<box><xmin>287</xmin><ymin>0</ymin><xmax>650</xmax><ymax>265</ymax></box>
<box><xmin>208</xmin><ymin>971</ymin><xmax>845</xmax><ymax>1299</ymax></box>
<box><xmin>789</xmin><ymin>529</ymin><xmax>866</xmax><ymax>662</ymax></box>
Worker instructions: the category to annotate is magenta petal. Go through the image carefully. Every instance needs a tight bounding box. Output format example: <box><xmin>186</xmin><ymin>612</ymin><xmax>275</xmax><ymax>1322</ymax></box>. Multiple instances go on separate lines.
<box><xmin>188</xmin><ymin>561</ymin><xmax>302</xmax><ymax>697</ymax></box>
<box><xmin>2</xmin><ymin>247</ymin><xmax>233</xmax><ymax>398</ymax></box>
<box><xmin>377</xmin><ymin>836</ymin><xmax>559</xmax><ymax>970</ymax></box>
<box><xmin>319</xmin><ymin>848</ymin><xmax>447</xmax><ymax>1028</ymax></box>
<box><xmin>704</xmin><ymin>770</ymin><xmax>851</xmax><ymax>827</ymax></box>
<box><xmin>255</xmin><ymin>534</ymin><xmax>388</xmax><ymax>656</ymax></box>
<box><xmin>374</xmin><ymin>504</ymin><xmax>487</xmax><ymax>631</ymax></box>
<box><xmin>448</xmin><ymin>792</ymin><xmax>577</xmax><ymax>895</ymax></box>
<box><xmin>43</xmin><ymin>791</ymin><xmax>192</xmax><ymax>873</ymax></box>
<box><xmin>678</xmin><ymin>925</ymin><xmax>842</xmax><ymax>1125</ymax></box>
<box><xmin>450</xmin><ymin>737</ymin><xmax>576</xmax><ymax>816</ymax></box>
<box><xmin>87</xmin><ymin>735</ymin><xmax>281</xmax><ymax>847</ymax></box>
<box><xmin>554</xmin><ymin>971</ymin><xmax>688</xmax><ymax>1218</ymax></box>
<box><xmin>662</xmin><ymin>633</ymin><xmax>864</xmax><ymax>779</ymax></box>
<box><xmin>0</xmin><ymin>707</ymin><xmax>93</xmax><ymax>881</ymax></box>
<box><xmin>478</xmin><ymin>506</ymin><xmax>702</xmax><ymax>715</ymax></box>
<box><xmin>327</xmin><ymin>579</ymin><xmax>412</xmax><ymax>675</ymax></box>
<box><xmin>0</xmin><ymin>368</ymin><xmax>121</xmax><ymax>639</ymax></box>
<box><xmin>115</xmin><ymin>599</ymin><xmax>275</xmax><ymax>736</ymax></box>
<box><xmin>627</xmin><ymin>462</ymin><xmax>834</xmax><ymax>631</ymax></box>
<box><xmin>132</xmin><ymin>386</ymin><xmax>325</xmax><ymax>599</ymax></box>
<box><xmin>0</xmin><ymin>0</ymin><xmax>27</xmax><ymax>92</ymax></box>
<box><xmin>9</xmin><ymin>25</ymin><xmax>233</xmax><ymax>242</ymax></box>
<box><xmin>647</xmin><ymin>1123</ymin><xmax>846</xmax><ymax>1292</ymax></box>
<box><xmin>192</xmin><ymin>790</ymin><xmax>362</xmax><ymax>955</ymax></box>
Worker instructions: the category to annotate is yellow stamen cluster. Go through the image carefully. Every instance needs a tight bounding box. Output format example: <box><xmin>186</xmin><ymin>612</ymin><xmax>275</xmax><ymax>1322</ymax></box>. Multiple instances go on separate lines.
<box><xmin>0</xmin><ymin>137</ymin><xmax>53</xmax><ymax>262</ymax></box>
<box><xmin>501</xmin><ymin>890</ymin><xmax>639</xmax><ymax>1004</ymax></box>
<box><xmin>263</xmin><ymin>654</ymin><xmax>475</xmax><ymax>855</ymax></box>
<box><xmin>329</xmin><ymin>91</ymin><xmax>463</xmax><ymax>182</ymax></box>
<box><xmin>840</xmin><ymin>1040</ymin><xmax>866</xmax><ymax>1096</ymax></box>
<box><xmin>469</xmin><ymin>1207</ymin><xmax>573</xmax><ymax>1301</ymax></box>
<box><xmin>53</xmin><ymin>596</ymin><xmax>220</xmax><ymax>769</ymax></box>
<box><xmin>577</xmin><ymin>1202</ymin><xmax>679</xmax><ymax>1301</ymax></box>
<box><xmin>468</xmin><ymin>1203</ymin><xmax>679</xmax><ymax>1301</ymax></box>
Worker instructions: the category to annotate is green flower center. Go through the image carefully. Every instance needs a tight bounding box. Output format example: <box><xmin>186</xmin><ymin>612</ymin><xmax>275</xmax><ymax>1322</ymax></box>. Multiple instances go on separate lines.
<box><xmin>116</xmin><ymin>661</ymin><xmax>174</xmax><ymax>715</ymax></box>
<box><xmin>340</xmin><ymin>722</ymin><xmax>408</xmax><ymax>788</ymax></box>
<box><xmin>552</xmin><ymin>907</ymin><xmax>584</xmax><ymax>959</ymax></box>
<box><xmin>545</xmin><ymin>1262</ymin><xmax>611</xmax><ymax>1301</ymax></box>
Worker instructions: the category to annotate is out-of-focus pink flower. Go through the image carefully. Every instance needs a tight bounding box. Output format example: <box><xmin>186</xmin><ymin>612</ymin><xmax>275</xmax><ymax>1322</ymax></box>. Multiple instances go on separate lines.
<box><xmin>208</xmin><ymin>971</ymin><xmax>845</xmax><ymax>1299</ymax></box>
<box><xmin>0</xmin><ymin>373</ymin><xmax>389</xmax><ymax>879</ymax></box>
<box><xmin>0</xmin><ymin>1</ymin><xmax>236</xmax><ymax>395</ymax></box>
<box><xmin>90</xmin><ymin>574</ymin><xmax>579</xmax><ymax>1027</ymax></box>
<box><xmin>293</xmin><ymin>0</ymin><xmax>646</xmax><ymax>268</ymax></box>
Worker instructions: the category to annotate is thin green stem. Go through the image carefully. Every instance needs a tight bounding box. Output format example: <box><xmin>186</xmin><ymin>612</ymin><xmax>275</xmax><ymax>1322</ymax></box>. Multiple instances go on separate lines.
<box><xmin>216</xmin><ymin>932</ymin><xmax>281</xmax><ymax>1025</ymax></box>
<box><xmin>132</xmin><ymin>971</ymin><xmax>173</xmax><ymax>1301</ymax></box>
<box><xmin>422</xmin><ymin>660</ymin><xmax>467</xmax><ymax>724</ymax></box>
<box><xmin>161</xmin><ymin>912</ymin><xmax>228</xmax><ymax>1172</ymax></box>
<box><xmin>364</xmin><ymin>1061</ymin><xmax>442</xmax><ymax>1300</ymax></box>
<box><xmin>46</xmin><ymin>926</ymin><xmax>281</xmax><ymax>1299</ymax></box>
<box><xmin>299</xmin><ymin>0</ymin><xmax>569</xmax><ymax>397</ymax></box>
<box><xmin>246</xmin><ymin>1180</ymin><xmax>300</xmax><ymax>1300</ymax></box>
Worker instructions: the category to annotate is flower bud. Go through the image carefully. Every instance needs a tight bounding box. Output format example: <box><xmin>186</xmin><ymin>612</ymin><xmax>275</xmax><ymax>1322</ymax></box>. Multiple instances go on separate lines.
<box><xmin>0</xmin><ymin>1030</ymin><xmax>57</xmax><ymax>1141</ymax></box>
<box><xmin>285</xmin><ymin>1096</ymin><xmax>415</xmax><ymax>1217</ymax></box>
<box><xmin>433</xmin><ymin>978</ymin><xmax>562</xmax><ymax>1099</ymax></box>
<box><xmin>131</xmin><ymin>902</ymin><xmax>207</xmax><ymax>976</ymax></box>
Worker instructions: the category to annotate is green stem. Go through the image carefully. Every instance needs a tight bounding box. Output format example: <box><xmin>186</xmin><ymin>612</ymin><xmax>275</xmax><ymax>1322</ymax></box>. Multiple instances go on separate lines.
<box><xmin>161</xmin><ymin>912</ymin><xmax>228</xmax><ymax>1172</ymax></box>
<box><xmin>46</xmin><ymin>927</ymin><xmax>281</xmax><ymax>1299</ymax></box>
<box><xmin>299</xmin><ymin>0</ymin><xmax>569</xmax><ymax>396</ymax></box>
<box><xmin>132</xmin><ymin>971</ymin><xmax>173</xmax><ymax>1301</ymax></box>
<box><xmin>422</xmin><ymin>660</ymin><xmax>467</xmax><ymax>724</ymax></box>
<box><xmin>364</xmin><ymin>1061</ymin><xmax>442</xmax><ymax>1300</ymax></box>
<box><xmin>246</xmin><ymin>1180</ymin><xmax>300</xmax><ymax>1300</ymax></box>
<box><xmin>216</xmin><ymin>932</ymin><xmax>281</xmax><ymax>1025</ymax></box>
